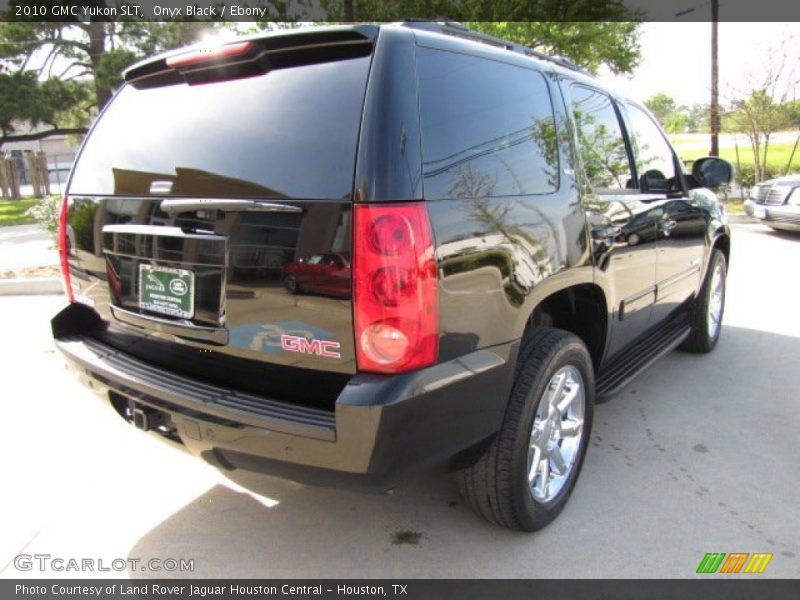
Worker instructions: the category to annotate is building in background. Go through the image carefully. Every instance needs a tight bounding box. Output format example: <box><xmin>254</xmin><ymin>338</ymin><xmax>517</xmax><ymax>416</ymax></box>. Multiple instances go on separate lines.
<box><xmin>2</xmin><ymin>121</ymin><xmax>80</xmax><ymax>197</ymax></box>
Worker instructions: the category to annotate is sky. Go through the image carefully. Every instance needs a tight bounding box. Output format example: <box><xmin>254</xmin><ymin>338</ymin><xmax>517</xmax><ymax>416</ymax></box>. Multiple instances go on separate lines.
<box><xmin>597</xmin><ymin>22</ymin><xmax>800</xmax><ymax>107</ymax></box>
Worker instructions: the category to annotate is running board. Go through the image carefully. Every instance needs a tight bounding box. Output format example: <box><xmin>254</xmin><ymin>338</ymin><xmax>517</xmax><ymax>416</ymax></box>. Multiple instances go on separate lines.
<box><xmin>596</xmin><ymin>316</ymin><xmax>691</xmax><ymax>401</ymax></box>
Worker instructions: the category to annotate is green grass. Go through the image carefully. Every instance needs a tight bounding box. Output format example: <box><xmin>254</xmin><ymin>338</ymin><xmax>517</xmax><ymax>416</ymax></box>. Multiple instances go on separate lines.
<box><xmin>721</xmin><ymin>197</ymin><xmax>744</xmax><ymax>214</ymax></box>
<box><xmin>670</xmin><ymin>137</ymin><xmax>800</xmax><ymax>175</ymax></box>
<box><xmin>0</xmin><ymin>198</ymin><xmax>38</xmax><ymax>226</ymax></box>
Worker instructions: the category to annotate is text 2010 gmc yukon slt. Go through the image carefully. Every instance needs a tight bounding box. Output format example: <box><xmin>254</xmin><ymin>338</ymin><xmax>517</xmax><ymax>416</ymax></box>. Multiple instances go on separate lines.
<box><xmin>52</xmin><ymin>22</ymin><xmax>733</xmax><ymax>531</ymax></box>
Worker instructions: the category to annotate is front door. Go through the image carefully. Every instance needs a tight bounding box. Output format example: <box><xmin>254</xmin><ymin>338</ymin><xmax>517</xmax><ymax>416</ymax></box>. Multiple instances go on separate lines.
<box><xmin>620</xmin><ymin>103</ymin><xmax>707</xmax><ymax>324</ymax></box>
<box><xmin>565</xmin><ymin>83</ymin><xmax>659</xmax><ymax>357</ymax></box>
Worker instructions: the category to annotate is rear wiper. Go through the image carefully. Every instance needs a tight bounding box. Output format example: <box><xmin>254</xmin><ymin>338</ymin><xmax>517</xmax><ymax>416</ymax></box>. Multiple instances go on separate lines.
<box><xmin>159</xmin><ymin>199</ymin><xmax>303</xmax><ymax>214</ymax></box>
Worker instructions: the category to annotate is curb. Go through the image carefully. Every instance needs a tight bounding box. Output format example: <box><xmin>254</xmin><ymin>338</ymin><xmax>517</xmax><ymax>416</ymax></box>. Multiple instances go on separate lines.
<box><xmin>0</xmin><ymin>277</ymin><xmax>63</xmax><ymax>296</ymax></box>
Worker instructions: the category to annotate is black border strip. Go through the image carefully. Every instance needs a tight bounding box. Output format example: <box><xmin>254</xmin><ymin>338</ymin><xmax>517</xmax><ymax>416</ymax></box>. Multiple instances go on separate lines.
<box><xmin>3</xmin><ymin>579</ymin><xmax>800</xmax><ymax>600</ymax></box>
<box><xmin>1</xmin><ymin>0</ymin><xmax>800</xmax><ymax>23</ymax></box>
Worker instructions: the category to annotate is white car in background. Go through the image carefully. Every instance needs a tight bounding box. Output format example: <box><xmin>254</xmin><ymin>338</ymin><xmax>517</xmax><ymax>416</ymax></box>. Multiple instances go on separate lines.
<box><xmin>745</xmin><ymin>174</ymin><xmax>800</xmax><ymax>232</ymax></box>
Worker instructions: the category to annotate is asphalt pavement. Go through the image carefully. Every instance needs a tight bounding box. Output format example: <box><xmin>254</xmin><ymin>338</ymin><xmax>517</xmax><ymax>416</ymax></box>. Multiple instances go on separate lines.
<box><xmin>1</xmin><ymin>223</ymin><xmax>798</xmax><ymax>579</ymax></box>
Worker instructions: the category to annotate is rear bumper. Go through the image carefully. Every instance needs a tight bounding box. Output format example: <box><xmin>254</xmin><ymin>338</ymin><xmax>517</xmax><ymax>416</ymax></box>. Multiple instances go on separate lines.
<box><xmin>53</xmin><ymin>307</ymin><xmax>517</xmax><ymax>492</ymax></box>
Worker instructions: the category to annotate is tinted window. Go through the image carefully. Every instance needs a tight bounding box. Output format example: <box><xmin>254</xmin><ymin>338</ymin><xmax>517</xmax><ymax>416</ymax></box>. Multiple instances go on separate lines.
<box><xmin>569</xmin><ymin>85</ymin><xmax>633</xmax><ymax>192</ymax></box>
<box><xmin>69</xmin><ymin>56</ymin><xmax>371</xmax><ymax>199</ymax></box>
<box><xmin>417</xmin><ymin>48</ymin><xmax>559</xmax><ymax>199</ymax></box>
<box><xmin>625</xmin><ymin>103</ymin><xmax>680</xmax><ymax>193</ymax></box>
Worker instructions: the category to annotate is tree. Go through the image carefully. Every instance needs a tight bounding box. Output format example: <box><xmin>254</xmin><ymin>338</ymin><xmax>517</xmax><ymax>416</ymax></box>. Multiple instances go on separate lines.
<box><xmin>784</xmin><ymin>98</ymin><xmax>800</xmax><ymax>129</ymax></box>
<box><xmin>685</xmin><ymin>103</ymin><xmax>710</xmax><ymax>133</ymax></box>
<box><xmin>323</xmin><ymin>0</ymin><xmax>643</xmax><ymax>75</ymax></box>
<box><xmin>644</xmin><ymin>93</ymin><xmax>693</xmax><ymax>134</ymax></box>
<box><xmin>0</xmin><ymin>68</ymin><xmax>91</xmax><ymax>146</ymax></box>
<box><xmin>644</xmin><ymin>93</ymin><xmax>678</xmax><ymax>125</ymax></box>
<box><xmin>0</xmin><ymin>8</ymin><xmax>220</xmax><ymax>107</ymax></box>
<box><xmin>663</xmin><ymin>113</ymin><xmax>688</xmax><ymax>135</ymax></box>
<box><xmin>729</xmin><ymin>90</ymin><xmax>792</xmax><ymax>182</ymax></box>
<box><xmin>470</xmin><ymin>21</ymin><xmax>641</xmax><ymax>75</ymax></box>
<box><xmin>0</xmin><ymin>2</ymin><xmax>244</xmax><ymax>146</ymax></box>
<box><xmin>726</xmin><ymin>42</ymin><xmax>798</xmax><ymax>182</ymax></box>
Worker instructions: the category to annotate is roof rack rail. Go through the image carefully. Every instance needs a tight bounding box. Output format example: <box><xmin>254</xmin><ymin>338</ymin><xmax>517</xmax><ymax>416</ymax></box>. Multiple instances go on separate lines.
<box><xmin>399</xmin><ymin>20</ymin><xmax>586</xmax><ymax>73</ymax></box>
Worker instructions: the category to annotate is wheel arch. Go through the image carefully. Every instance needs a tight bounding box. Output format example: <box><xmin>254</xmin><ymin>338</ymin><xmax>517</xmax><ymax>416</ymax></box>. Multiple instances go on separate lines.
<box><xmin>513</xmin><ymin>275</ymin><xmax>609</xmax><ymax>371</ymax></box>
<box><xmin>712</xmin><ymin>231</ymin><xmax>730</xmax><ymax>267</ymax></box>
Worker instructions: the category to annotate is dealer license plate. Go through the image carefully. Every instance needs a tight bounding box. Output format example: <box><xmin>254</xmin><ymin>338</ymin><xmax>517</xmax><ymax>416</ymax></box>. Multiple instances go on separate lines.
<box><xmin>138</xmin><ymin>264</ymin><xmax>194</xmax><ymax>319</ymax></box>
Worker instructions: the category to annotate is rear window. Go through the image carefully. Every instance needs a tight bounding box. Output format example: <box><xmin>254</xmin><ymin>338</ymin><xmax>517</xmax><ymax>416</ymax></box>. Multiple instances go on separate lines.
<box><xmin>69</xmin><ymin>55</ymin><xmax>371</xmax><ymax>199</ymax></box>
<box><xmin>417</xmin><ymin>48</ymin><xmax>559</xmax><ymax>200</ymax></box>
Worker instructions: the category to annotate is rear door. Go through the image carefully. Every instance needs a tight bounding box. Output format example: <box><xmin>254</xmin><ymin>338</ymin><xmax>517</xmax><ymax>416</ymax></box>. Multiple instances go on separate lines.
<box><xmin>64</xmin><ymin>31</ymin><xmax>374</xmax><ymax>407</ymax></box>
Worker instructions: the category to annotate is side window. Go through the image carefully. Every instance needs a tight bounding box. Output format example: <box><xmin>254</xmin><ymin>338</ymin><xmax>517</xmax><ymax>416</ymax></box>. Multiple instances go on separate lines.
<box><xmin>569</xmin><ymin>84</ymin><xmax>634</xmax><ymax>193</ymax></box>
<box><xmin>624</xmin><ymin>104</ymin><xmax>681</xmax><ymax>193</ymax></box>
<box><xmin>417</xmin><ymin>48</ymin><xmax>559</xmax><ymax>199</ymax></box>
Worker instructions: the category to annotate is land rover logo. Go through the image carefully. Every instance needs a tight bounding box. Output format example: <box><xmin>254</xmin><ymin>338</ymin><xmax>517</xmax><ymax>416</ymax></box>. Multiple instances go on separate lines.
<box><xmin>169</xmin><ymin>278</ymin><xmax>188</xmax><ymax>296</ymax></box>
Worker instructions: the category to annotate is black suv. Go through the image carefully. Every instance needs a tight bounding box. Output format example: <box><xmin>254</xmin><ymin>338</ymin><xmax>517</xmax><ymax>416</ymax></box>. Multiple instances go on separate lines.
<box><xmin>52</xmin><ymin>22</ymin><xmax>733</xmax><ymax>531</ymax></box>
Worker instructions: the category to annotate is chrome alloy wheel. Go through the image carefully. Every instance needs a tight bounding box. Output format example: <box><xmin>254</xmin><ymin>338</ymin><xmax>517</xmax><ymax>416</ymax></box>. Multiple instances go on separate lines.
<box><xmin>707</xmin><ymin>261</ymin><xmax>725</xmax><ymax>339</ymax></box>
<box><xmin>527</xmin><ymin>365</ymin><xmax>586</xmax><ymax>503</ymax></box>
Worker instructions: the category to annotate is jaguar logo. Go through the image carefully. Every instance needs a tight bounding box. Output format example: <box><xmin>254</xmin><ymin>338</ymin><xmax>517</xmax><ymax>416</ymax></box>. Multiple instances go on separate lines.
<box><xmin>146</xmin><ymin>273</ymin><xmax>165</xmax><ymax>292</ymax></box>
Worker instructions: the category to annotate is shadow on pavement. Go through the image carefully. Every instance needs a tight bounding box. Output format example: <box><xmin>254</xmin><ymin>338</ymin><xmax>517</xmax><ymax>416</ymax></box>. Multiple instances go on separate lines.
<box><xmin>126</xmin><ymin>325</ymin><xmax>800</xmax><ymax>578</ymax></box>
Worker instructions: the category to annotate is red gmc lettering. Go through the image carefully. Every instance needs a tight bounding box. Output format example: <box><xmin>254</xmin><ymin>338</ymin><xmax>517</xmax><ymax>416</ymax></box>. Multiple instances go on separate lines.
<box><xmin>281</xmin><ymin>335</ymin><xmax>341</xmax><ymax>359</ymax></box>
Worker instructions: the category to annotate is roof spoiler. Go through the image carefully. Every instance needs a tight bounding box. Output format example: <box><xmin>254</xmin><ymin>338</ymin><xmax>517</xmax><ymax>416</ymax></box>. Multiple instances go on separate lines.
<box><xmin>123</xmin><ymin>26</ymin><xmax>378</xmax><ymax>85</ymax></box>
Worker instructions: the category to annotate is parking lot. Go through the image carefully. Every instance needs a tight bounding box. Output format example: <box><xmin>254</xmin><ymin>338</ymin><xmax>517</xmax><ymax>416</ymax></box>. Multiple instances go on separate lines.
<box><xmin>1</xmin><ymin>222</ymin><xmax>798</xmax><ymax>579</ymax></box>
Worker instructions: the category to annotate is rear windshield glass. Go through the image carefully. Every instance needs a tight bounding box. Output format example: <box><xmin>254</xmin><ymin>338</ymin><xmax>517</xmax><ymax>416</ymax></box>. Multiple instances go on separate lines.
<box><xmin>69</xmin><ymin>55</ymin><xmax>371</xmax><ymax>199</ymax></box>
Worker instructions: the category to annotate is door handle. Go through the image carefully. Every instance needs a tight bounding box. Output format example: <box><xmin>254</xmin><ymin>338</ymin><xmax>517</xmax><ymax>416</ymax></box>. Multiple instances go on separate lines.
<box><xmin>659</xmin><ymin>218</ymin><xmax>677</xmax><ymax>233</ymax></box>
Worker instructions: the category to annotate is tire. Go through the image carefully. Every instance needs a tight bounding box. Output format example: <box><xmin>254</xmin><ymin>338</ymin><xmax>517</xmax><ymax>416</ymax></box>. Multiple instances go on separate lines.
<box><xmin>457</xmin><ymin>328</ymin><xmax>595</xmax><ymax>531</ymax></box>
<box><xmin>283</xmin><ymin>275</ymin><xmax>299</xmax><ymax>294</ymax></box>
<box><xmin>679</xmin><ymin>249</ymin><xmax>726</xmax><ymax>354</ymax></box>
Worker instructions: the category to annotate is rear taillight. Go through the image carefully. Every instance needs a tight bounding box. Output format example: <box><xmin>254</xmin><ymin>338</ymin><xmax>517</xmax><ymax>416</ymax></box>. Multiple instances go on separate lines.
<box><xmin>58</xmin><ymin>196</ymin><xmax>74</xmax><ymax>303</ymax></box>
<box><xmin>353</xmin><ymin>203</ymin><xmax>438</xmax><ymax>373</ymax></box>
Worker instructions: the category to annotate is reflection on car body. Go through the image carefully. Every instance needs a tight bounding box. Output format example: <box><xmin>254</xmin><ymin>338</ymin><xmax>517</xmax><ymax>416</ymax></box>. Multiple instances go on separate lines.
<box><xmin>282</xmin><ymin>253</ymin><xmax>351</xmax><ymax>298</ymax></box>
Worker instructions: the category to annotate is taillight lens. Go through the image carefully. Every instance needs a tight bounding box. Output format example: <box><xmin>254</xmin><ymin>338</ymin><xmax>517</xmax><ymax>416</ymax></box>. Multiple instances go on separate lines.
<box><xmin>353</xmin><ymin>203</ymin><xmax>438</xmax><ymax>373</ymax></box>
<box><xmin>58</xmin><ymin>196</ymin><xmax>74</xmax><ymax>303</ymax></box>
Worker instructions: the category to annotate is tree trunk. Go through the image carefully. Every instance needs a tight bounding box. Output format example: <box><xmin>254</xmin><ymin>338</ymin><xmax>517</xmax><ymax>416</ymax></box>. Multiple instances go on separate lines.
<box><xmin>342</xmin><ymin>0</ymin><xmax>354</xmax><ymax>21</ymax></box>
<box><xmin>753</xmin><ymin>136</ymin><xmax>763</xmax><ymax>182</ymax></box>
<box><xmin>709</xmin><ymin>0</ymin><xmax>720</xmax><ymax>157</ymax></box>
<box><xmin>748</xmin><ymin>135</ymin><xmax>759</xmax><ymax>183</ymax></box>
<box><xmin>88</xmin><ymin>20</ymin><xmax>111</xmax><ymax>109</ymax></box>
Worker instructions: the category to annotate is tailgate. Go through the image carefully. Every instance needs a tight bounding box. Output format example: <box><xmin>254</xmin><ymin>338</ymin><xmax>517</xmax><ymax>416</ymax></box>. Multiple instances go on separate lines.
<box><xmin>65</xmin><ymin>197</ymin><xmax>354</xmax><ymax>407</ymax></box>
<box><xmin>61</xmin><ymin>30</ymin><xmax>373</xmax><ymax>408</ymax></box>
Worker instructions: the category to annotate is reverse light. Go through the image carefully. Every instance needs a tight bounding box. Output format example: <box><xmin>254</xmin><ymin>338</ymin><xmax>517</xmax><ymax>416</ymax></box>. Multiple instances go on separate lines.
<box><xmin>58</xmin><ymin>196</ymin><xmax>74</xmax><ymax>303</ymax></box>
<box><xmin>353</xmin><ymin>203</ymin><xmax>439</xmax><ymax>373</ymax></box>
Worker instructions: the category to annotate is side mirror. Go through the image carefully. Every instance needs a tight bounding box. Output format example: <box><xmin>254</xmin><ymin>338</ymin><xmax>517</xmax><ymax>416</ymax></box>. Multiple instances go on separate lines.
<box><xmin>691</xmin><ymin>157</ymin><xmax>733</xmax><ymax>188</ymax></box>
<box><xmin>640</xmin><ymin>169</ymin><xmax>668</xmax><ymax>193</ymax></box>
